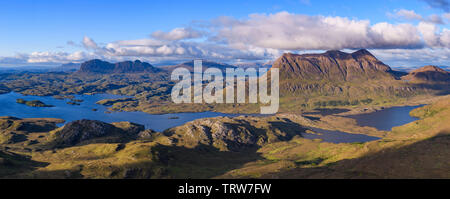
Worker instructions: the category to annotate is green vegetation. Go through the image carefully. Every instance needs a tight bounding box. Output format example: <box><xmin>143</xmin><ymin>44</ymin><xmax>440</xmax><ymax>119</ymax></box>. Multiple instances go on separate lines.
<box><xmin>16</xmin><ymin>99</ymin><xmax>54</xmax><ymax>107</ymax></box>
<box><xmin>218</xmin><ymin>96</ymin><xmax>450</xmax><ymax>178</ymax></box>
<box><xmin>96</xmin><ymin>98</ymin><xmax>135</xmax><ymax>106</ymax></box>
<box><xmin>0</xmin><ymin>66</ymin><xmax>441</xmax><ymax>115</ymax></box>
<box><xmin>0</xmin><ymin>96</ymin><xmax>448</xmax><ymax>179</ymax></box>
<box><xmin>312</xmin><ymin>98</ymin><xmax>373</xmax><ymax>108</ymax></box>
<box><xmin>0</xmin><ymin>56</ymin><xmax>448</xmax><ymax>178</ymax></box>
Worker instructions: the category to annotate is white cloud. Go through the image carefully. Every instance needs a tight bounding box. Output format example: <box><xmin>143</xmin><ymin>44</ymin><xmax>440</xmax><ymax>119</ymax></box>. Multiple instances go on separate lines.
<box><xmin>82</xmin><ymin>36</ymin><xmax>99</xmax><ymax>49</ymax></box>
<box><xmin>418</xmin><ymin>22</ymin><xmax>441</xmax><ymax>46</ymax></box>
<box><xmin>25</xmin><ymin>51</ymin><xmax>96</xmax><ymax>64</ymax></box>
<box><xmin>115</xmin><ymin>39</ymin><xmax>166</xmax><ymax>46</ymax></box>
<box><xmin>216</xmin><ymin>12</ymin><xmax>423</xmax><ymax>50</ymax></box>
<box><xmin>100</xmin><ymin>39</ymin><xmax>278</xmax><ymax>61</ymax></box>
<box><xmin>395</xmin><ymin>9</ymin><xmax>423</xmax><ymax>20</ymax></box>
<box><xmin>2</xmin><ymin>11</ymin><xmax>449</xmax><ymax>67</ymax></box>
<box><xmin>426</xmin><ymin>14</ymin><xmax>444</xmax><ymax>24</ymax></box>
<box><xmin>372</xmin><ymin>48</ymin><xmax>450</xmax><ymax>66</ymax></box>
<box><xmin>151</xmin><ymin>27</ymin><xmax>204</xmax><ymax>41</ymax></box>
<box><xmin>370</xmin><ymin>23</ymin><xmax>423</xmax><ymax>48</ymax></box>
<box><xmin>417</xmin><ymin>22</ymin><xmax>450</xmax><ymax>47</ymax></box>
<box><xmin>441</xmin><ymin>28</ymin><xmax>450</xmax><ymax>46</ymax></box>
<box><xmin>391</xmin><ymin>9</ymin><xmax>444</xmax><ymax>24</ymax></box>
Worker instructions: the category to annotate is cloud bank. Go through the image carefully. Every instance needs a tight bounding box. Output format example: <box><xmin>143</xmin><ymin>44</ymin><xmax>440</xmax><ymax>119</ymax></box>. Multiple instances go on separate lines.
<box><xmin>1</xmin><ymin>10</ymin><xmax>449</xmax><ymax>67</ymax></box>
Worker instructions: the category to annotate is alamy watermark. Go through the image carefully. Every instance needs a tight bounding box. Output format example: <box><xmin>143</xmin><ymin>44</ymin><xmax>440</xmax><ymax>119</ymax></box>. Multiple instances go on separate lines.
<box><xmin>171</xmin><ymin>60</ymin><xmax>279</xmax><ymax>114</ymax></box>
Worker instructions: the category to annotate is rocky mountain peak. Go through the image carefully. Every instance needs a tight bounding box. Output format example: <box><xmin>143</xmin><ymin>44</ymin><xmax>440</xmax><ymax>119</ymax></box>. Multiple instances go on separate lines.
<box><xmin>78</xmin><ymin>59</ymin><xmax>160</xmax><ymax>74</ymax></box>
<box><xmin>273</xmin><ymin>49</ymin><xmax>393</xmax><ymax>81</ymax></box>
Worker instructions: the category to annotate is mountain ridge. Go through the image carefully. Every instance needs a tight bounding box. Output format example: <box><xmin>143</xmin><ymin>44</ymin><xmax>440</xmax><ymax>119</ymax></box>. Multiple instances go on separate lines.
<box><xmin>402</xmin><ymin>65</ymin><xmax>450</xmax><ymax>83</ymax></box>
<box><xmin>78</xmin><ymin>59</ymin><xmax>161</xmax><ymax>74</ymax></box>
<box><xmin>272</xmin><ymin>49</ymin><xmax>394</xmax><ymax>82</ymax></box>
<box><xmin>161</xmin><ymin>60</ymin><xmax>237</xmax><ymax>72</ymax></box>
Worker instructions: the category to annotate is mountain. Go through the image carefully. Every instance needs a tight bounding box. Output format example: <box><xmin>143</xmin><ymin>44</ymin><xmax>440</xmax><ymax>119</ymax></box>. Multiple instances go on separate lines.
<box><xmin>264</xmin><ymin>49</ymin><xmax>433</xmax><ymax>109</ymax></box>
<box><xmin>392</xmin><ymin>65</ymin><xmax>450</xmax><ymax>72</ymax></box>
<box><xmin>50</xmin><ymin>62</ymin><xmax>80</xmax><ymax>72</ymax></box>
<box><xmin>272</xmin><ymin>49</ymin><xmax>394</xmax><ymax>81</ymax></box>
<box><xmin>78</xmin><ymin>59</ymin><xmax>160</xmax><ymax>74</ymax></box>
<box><xmin>234</xmin><ymin>61</ymin><xmax>273</xmax><ymax>69</ymax></box>
<box><xmin>402</xmin><ymin>65</ymin><xmax>450</xmax><ymax>83</ymax></box>
<box><xmin>161</xmin><ymin>60</ymin><xmax>237</xmax><ymax>72</ymax></box>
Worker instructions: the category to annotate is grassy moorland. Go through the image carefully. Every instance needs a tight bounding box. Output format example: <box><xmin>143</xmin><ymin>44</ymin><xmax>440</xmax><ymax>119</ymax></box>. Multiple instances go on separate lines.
<box><xmin>0</xmin><ymin>69</ymin><xmax>445</xmax><ymax>115</ymax></box>
<box><xmin>219</xmin><ymin>96</ymin><xmax>450</xmax><ymax>179</ymax></box>
<box><xmin>0</xmin><ymin>54</ymin><xmax>448</xmax><ymax>178</ymax></box>
<box><xmin>0</xmin><ymin>95</ymin><xmax>448</xmax><ymax>179</ymax></box>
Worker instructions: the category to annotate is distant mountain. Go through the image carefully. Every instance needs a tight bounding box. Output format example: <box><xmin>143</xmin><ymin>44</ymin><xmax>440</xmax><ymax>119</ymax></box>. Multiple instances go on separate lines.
<box><xmin>402</xmin><ymin>65</ymin><xmax>450</xmax><ymax>83</ymax></box>
<box><xmin>272</xmin><ymin>49</ymin><xmax>395</xmax><ymax>81</ymax></box>
<box><xmin>78</xmin><ymin>59</ymin><xmax>160</xmax><ymax>74</ymax></box>
<box><xmin>49</xmin><ymin>62</ymin><xmax>80</xmax><ymax>72</ymax></box>
<box><xmin>161</xmin><ymin>60</ymin><xmax>237</xmax><ymax>72</ymax></box>
<box><xmin>268</xmin><ymin>49</ymin><xmax>432</xmax><ymax>102</ymax></box>
<box><xmin>392</xmin><ymin>65</ymin><xmax>450</xmax><ymax>72</ymax></box>
<box><xmin>234</xmin><ymin>61</ymin><xmax>273</xmax><ymax>69</ymax></box>
<box><xmin>0</xmin><ymin>66</ymin><xmax>54</xmax><ymax>73</ymax></box>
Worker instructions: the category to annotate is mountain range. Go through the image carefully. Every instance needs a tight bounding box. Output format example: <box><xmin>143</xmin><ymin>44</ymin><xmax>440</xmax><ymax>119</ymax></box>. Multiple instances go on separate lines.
<box><xmin>272</xmin><ymin>49</ymin><xmax>395</xmax><ymax>82</ymax></box>
<box><xmin>402</xmin><ymin>65</ymin><xmax>450</xmax><ymax>83</ymax></box>
<box><xmin>78</xmin><ymin>59</ymin><xmax>161</xmax><ymax>74</ymax></box>
<box><xmin>161</xmin><ymin>60</ymin><xmax>237</xmax><ymax>72</ymax></box>
<box><xmin>74</xmin><ymin>50</ymin><xmax>448</xmax><ymax>86</ymax></box>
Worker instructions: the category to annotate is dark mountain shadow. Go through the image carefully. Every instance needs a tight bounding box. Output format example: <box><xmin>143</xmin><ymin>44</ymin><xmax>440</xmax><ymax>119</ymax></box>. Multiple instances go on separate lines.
<box><xmin>152</xmin><ymin>144</ymin><xmax>263</xmax><ymax>179</ymax></box>
<box><xmin>0</xmin><ymin>150</ymin><xmax>49</xmax><ymax>178</ymax></box>
<box><xmin>11</xmin><ymin>144</ymin><xmax>263</xmax><ymax>179</ymax></box>
<box><xmin>411</xmin><ymin>82</ymin><xmax>450</xmax><ymax>96</ymax></box>
<box><xmin>268</xmin><ymin>120</ymin><xmax>308</xmax><ymax>135</ymax></box>
<box><xmin>264</xmin><ymin>131</ymin><xmax>450</xmax><ymax>179</ymax></box>
<box><xmin>388</xmin><ymin>70</ymin><xmax>409</xmax><ymax>79</ymax></box>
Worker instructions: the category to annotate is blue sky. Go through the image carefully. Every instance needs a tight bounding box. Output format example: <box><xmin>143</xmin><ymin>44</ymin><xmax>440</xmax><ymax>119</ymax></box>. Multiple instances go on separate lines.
<box><xmin>0</xmin><ymin>0</ymin><xmax>449</xmax><ymax>67</ymax></box>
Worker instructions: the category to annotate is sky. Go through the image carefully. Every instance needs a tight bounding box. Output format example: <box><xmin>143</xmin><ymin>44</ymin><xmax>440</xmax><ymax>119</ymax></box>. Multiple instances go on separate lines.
<box><xmin>0</xmin><ymin>0</ymin><xmax>449</xmax><ymax>67</ymax></box>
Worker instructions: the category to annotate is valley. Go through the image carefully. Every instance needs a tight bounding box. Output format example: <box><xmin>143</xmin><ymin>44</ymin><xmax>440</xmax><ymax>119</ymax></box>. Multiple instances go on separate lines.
<box><xmin>0</xmin><ymin>96</ymin><xmax>448</xmax><ymax>179</ymax></box>
<box><xmin>0</xmin><ymin>49</ymin><xmax>449</xmax><ymax>179</ymax></box>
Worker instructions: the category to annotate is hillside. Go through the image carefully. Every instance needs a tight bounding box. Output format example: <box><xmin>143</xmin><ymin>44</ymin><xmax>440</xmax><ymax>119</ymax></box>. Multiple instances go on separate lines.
<box><xmin>0</xmin><ymin>96</ymin><xmax>449</xmax><ymax>179</ymax></box>
<box><xmin>402</xmin><ymin>65</ymin><xmax>450</xmax><ymax>83</ymax></box>
<box><xmin>272</xmin><ymin>49</ymin><xmax>394</xmax><ymax>81</ymax></box>
<box><xmin>265</xmin><ymin>49</ymin><xmax>444</xmax><ymax>111</ymax></box>
<box><xmin>218</xmin><ymin>96</ymin><xmax>450</xmax><ymax>179</ymax></box>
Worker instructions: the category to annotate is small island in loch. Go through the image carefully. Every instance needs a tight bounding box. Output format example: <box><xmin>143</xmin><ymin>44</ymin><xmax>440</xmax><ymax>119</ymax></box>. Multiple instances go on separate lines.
<box><xmin>16</xmin><ymin>99</ymin><xmax>54</xmax><ymax>108</ymax></box>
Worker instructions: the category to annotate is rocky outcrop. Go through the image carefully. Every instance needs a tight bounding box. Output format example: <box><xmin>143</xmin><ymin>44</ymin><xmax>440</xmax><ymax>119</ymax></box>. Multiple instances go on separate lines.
<box><xmin>137</xmin><ymin>129</ymin><xmax>157</xmax><ymax>139</ymax></box>
<box><xmin>78</xmin><ymin>59</ymin><xmax>160</xmax><ymax>74</ymax></box>
<box><xmin>164</xmin><ymin>116</ymin><xmax>307</xmax><ymax>151</ymax></box>
<box><xmin>111</xmin><ymin>121</ymin><xmax>145</xmax><ymax>135</ymax></box>
<box><xmin>268</xmin><ymin>49</ymin><xmax>428</xmax><ymax>100</ymax></box>
<box><xmin>402</xmin><ymin>65</ymin><xmax>450</xmax><ymax>83</ymax></box>
<box><xmin>47</xmin><ymin>120</ymin><xmax>145</xmax><ymax>148</ymax></box>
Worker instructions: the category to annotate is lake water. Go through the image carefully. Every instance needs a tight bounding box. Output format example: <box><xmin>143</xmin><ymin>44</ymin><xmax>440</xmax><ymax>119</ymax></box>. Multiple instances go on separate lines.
<box><xmin>0</xmin><ymin>92</ymin><xmax>243</xmax><ymax>132</ymax></box>
<box><xmin>1</xmin><ymin>92</ymin><xmax>414</xmax><ymax>143</ymax></box>
<box><xmin>346</xmin><ymin>105</ymin><xmax>423</xmax><ymax>131</ymax></box>
<box><xmin>302</xmin><ymin>127</ymin><xmax>380</xmax><ymax>144</ymax></box>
